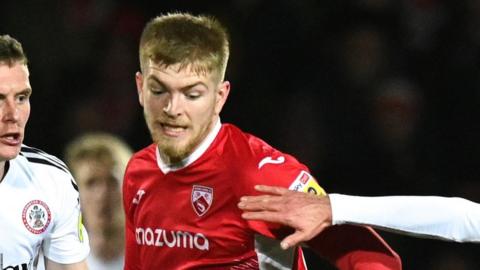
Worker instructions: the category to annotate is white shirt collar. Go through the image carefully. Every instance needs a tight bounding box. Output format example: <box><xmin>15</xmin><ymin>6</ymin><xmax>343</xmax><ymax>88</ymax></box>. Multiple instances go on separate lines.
<box><xmin>156</xmin><ymin>119</ymin><xmax>222</xmax><ymax>174</ymax></box>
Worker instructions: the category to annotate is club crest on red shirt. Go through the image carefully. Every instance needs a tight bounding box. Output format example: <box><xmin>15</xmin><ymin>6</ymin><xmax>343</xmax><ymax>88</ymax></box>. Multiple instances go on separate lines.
<box><xmin>191</xmin><ymin>185</ymin><xmax>213</xmax><ymax>217</ymax></box>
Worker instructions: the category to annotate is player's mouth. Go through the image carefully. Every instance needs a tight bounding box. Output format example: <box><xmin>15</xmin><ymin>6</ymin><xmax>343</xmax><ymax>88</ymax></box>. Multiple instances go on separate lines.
<box><xmin>0</xmin><ymin>132</ymin><xmax>22</xmax><ymax>146</ymax></box>
<box><xmin>160</xmin><ymin>123</ymin><xmax>188</xmax><ymax>137</ymax></box>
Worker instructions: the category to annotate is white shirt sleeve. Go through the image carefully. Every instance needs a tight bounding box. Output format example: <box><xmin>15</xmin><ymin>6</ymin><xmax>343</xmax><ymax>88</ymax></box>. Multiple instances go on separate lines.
<box><xmin>330</xmin><ymin>194</ymin><xmax>480</xmax><ymax>243</ymax></box>
<box><xmin>43</xmin><ymin>174</ymin><xmax>90</xmax><ymax>264</ymax></box>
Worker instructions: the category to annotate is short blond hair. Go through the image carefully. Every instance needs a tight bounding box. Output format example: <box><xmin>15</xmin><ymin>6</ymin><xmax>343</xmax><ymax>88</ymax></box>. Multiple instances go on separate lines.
<box><xmin>139</xmin><ymin>12</ymin><xmax>229</xmax><ymax>81</ymax></box>
<box><xmin>64</xmin><ymin>133</ymin><xmax>132</xmax><ymax>183</ymax></box>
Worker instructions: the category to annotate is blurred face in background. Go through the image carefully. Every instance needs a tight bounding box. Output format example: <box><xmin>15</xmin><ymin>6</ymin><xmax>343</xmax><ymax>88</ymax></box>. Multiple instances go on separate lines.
<box><xmin>0</xmin><ymin>62</ymin><xmax>31</xmax><ymax>162</ymax></box>
<box><xmin>73</xmin><ymin>157</ymin><xmax>124</xmax><ymax>258</ymax></box>
<box><xmin>136</xmin><ymin>61</ymin><xmax>230</xmax><ymax>164</ymax></box>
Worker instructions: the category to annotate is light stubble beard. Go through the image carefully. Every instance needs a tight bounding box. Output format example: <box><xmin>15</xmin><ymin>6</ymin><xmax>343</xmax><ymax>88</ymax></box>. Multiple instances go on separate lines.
<box><xmin>145</xmin><ymin>113</ymin><xmax>213</xmax><ymax>165</ymax></box>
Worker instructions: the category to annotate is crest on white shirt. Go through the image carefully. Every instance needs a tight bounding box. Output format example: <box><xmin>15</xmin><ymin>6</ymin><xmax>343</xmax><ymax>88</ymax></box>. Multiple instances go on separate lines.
<box><xmin>22</xmin><ymin>200</ymin><xmax>51</xmax><ymax>234</ymax></box>
<box><xmin>191</xmin><ymin>185</ymin><xmax>213</xmax><ymax>217</ymax></box>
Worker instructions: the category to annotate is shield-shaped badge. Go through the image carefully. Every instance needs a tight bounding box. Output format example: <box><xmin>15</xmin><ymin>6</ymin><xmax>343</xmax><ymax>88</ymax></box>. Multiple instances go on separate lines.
<box><xmin>22</xmin><ymin>200</ymin><xmax>51</xmax><ymax>234</ymax></box>
<box><xmin>191</xmin><ymin>185</ymin><xmax>213</xmax><ymax>217</ymax></box>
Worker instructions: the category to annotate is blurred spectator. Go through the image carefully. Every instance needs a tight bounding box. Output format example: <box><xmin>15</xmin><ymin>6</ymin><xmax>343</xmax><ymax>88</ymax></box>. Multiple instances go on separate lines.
<box><xmin>371</xmin><ymin>78</ymin><xmax>421</xmax><ymax>149</ymax></box>
<box><xmin>65</xmin><ymin>133</ymin><xmax>133</xmax><ymax>270</ymax></box>
<box><xmin>367</xmin><ymin>77</ymin><xmax>433</xmax><ymax>194</ymax></box>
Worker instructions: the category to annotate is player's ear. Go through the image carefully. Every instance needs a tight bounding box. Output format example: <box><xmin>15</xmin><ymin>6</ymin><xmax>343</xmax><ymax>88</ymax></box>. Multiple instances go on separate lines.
<box><xmin>214</xmin><ymin>81</ymin><xmax>230</xmax><ymax>115</ymax></box>
<box><xmin>135</xmin><ymin>71</ymin><xmax>145</xmax><ymax>107</ymax></box>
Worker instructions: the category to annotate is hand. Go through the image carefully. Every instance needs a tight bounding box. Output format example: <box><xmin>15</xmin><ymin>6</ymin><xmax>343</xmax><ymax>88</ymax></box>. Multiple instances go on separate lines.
<box><xmin>238</xmin><ymin>185</ymin><xmax>333</xmax><ymax>250</ymax></box>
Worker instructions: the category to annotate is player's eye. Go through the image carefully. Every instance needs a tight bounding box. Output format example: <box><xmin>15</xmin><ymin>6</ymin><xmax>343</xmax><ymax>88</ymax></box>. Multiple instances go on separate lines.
<box><xmin>150</xmin><ymin>87</ymin><xmax>166</xmax><ymax>96</ymax></box>
<box><xmin>185</xmin><ymin>91</ymin><xmax>201</xmax><ymax>100</ymax></box>
<box><xmin>17</xmin><ymin>94</ymin><xmax>30</xmax><ymax>103</ymax></box>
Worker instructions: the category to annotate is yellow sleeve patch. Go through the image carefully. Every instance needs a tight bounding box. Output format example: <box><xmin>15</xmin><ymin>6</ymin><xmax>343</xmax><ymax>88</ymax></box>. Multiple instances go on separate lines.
<box><xmin>78</xmin><ymin>212</ymin><xmax>84</xmax><ymax>243</ymax></box>
<box><xmin>288</xmin><ymin>170</ymin><xmax>326</xmax><ymax>196</ymax></box>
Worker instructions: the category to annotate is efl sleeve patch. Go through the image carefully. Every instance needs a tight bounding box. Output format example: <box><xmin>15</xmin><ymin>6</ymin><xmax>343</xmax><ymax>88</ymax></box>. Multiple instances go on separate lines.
<box><xmin>77</xmin><ymin>212</ymin><xmax>84</xmax><ymax>243</ymax></box>
<box><xmin>288</xmin><ymin>170</ymin><xmax>326</xmax><ymax>196</ymax></box>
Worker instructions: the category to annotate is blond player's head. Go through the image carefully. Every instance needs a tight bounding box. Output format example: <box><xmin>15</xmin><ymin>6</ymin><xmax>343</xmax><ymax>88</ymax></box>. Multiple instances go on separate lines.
<box><xmin>136</xmin><ymin>13</ymin><xmax>231</xmax><ymax>164</ymax></box>
<box><xmin>139</xmin><ymin>12</ymin><xmax>230</xmax><ymax>83</ymax></box>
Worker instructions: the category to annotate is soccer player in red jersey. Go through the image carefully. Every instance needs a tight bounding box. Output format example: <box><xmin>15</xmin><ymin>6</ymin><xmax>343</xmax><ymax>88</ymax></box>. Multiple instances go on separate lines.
<box><xmin>123</xmin><ymin>12</ymin><xmax>402</xmax><ymax>270</ymax></box>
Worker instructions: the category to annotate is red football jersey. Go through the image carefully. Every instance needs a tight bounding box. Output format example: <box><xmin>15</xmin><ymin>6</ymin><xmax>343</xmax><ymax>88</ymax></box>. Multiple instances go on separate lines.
<box><xmin>123</xmin><ymin>122</ymin><xmax>401</xmax><ymax>270</ymax></box>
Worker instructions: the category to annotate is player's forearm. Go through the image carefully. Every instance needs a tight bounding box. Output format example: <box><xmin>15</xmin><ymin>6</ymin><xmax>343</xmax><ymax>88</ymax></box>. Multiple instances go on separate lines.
<box><xmin>330</xmin><ymin>194</ymin><xmax>480</xmax><ymax>242</ymax></box>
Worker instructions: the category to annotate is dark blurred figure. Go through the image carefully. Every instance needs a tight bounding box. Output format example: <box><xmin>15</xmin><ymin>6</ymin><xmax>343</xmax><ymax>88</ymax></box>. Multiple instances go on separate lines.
<box><xmin>366</xmin><ymin>77</ymin><xmax>438</xmax><ymax>195</ymax></box>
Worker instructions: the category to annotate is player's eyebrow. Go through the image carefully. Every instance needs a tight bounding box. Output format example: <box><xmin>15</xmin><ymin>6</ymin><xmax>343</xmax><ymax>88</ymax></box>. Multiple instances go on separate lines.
<box><xmin>179</xmin><ymin>82</ymin><xmax>208</xmax><ymax>92</ymax></box>
<box><xmin>146</xmin><ymin>74</ymin><xmax>161</xmax><ymax>83</ymax></box>
<box><xmin>0</xmin><ymin>88</ymin><xmax>32</xmax><ymax>99</ymax></box>
<box><xmin>146</xmin><ymin>75</ymin><xmax>208</xmax><ymax>92</ymax></box>
<box><xmin>19</xmin><ymin>88</ymin><xmax>32</xmax><ymax>96</ymax></box>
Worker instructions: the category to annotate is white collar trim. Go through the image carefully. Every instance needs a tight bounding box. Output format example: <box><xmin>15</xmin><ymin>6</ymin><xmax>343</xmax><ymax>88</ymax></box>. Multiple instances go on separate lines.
<box><xmin>156</xmin><ymin>119</ymin><xmax>222</xmax><ymax>174</ymax></box>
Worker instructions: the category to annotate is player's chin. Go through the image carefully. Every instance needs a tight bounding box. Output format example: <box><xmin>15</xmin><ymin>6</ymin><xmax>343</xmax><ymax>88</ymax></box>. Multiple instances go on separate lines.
<box><xmin>0</xmin><ymin>146</ymin><xmax>21</xmax><ymax>161</ymax></box>
<box><xmin>159</xmin><ymin>141</ymin><xmax>191</xmax><ymax>160</ymax></box>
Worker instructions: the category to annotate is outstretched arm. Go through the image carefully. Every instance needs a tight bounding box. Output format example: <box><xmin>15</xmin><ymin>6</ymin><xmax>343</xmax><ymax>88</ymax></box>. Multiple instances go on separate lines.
<box><xmin>239</xmin><ymin>185</ymin><xmax>480</xmax><ymax>247</ymax></box>
<box><xmin>330</xmin><ymin>194</ymin><xmax>480</xmax><ymax>243</ymax></box>
<box><xmin>239</xmin><ymin>186</ymin><xmax>402</xmax><ymax>270</ymax></box>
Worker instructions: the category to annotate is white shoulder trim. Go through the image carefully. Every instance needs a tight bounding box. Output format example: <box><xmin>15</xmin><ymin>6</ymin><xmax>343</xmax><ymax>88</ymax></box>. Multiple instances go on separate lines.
<box><xmin>20</xmin><ymin>145</ymin><xmax>69</xmax><ymax>174</ymax></box>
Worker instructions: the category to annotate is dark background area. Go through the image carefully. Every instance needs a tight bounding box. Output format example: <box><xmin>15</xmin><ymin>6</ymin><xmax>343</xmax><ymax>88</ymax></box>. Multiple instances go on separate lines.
<box><xmin>1</xmin><ymin>1</ymin><xmax>479</xmax><ymax>269</ymax></box>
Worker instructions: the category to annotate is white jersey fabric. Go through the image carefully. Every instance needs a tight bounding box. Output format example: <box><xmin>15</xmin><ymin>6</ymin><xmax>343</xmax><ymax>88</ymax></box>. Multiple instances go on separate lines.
<box><xmin>330</xmin><ymin>194</ymin><xmax>480</xmax><ymax>243</ymax></box>
<box><xmin>0</xmin><ymin>145</ymin><xmax>89</xmax><ymax>269</ymax></box>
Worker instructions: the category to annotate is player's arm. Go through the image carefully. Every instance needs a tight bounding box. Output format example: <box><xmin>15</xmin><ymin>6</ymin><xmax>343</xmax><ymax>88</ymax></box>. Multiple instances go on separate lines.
<box><xmin>240</xmin><ymin>185</ymin><xmax>402</xmax><ymax>270</ymax></box>
<box><xmin>239</xmin><ymin>185</ymin><xmax>333</xmax><ymax>249</ymax></box>
<box><xmin>240</xmin><ymin>186</ymin><xmax>480</xmax><ymax>244</ymax></box>
<box><xmin>237</xmin><ymin>140</ymin><xmax>401</xmax><ymax>269</ymax></box>
<box><xmin>43</xmin><ymin>172</ymin><xmax>90</xmax><ymax>267</ymax></box>
<box><xmin>45</xmin><ymin>258</ymin><xmax>88</xmax><ymax>270</ymax></box>
<box><xmin>330</xmin><ymin>194</ymin><xmax>480</xmax><ymax>242</ymax></box>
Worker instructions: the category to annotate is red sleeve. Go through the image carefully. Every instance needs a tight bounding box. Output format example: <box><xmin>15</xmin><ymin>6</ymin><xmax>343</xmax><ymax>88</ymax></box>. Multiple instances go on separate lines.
<box><xmin>231</xmin><ymin>131</ymin><xmax>401</xmax><ymax>269</ymax></box>
<box><xmin>239</xmin><ymin>149</ymin><xmax>311</xmax><ymax>238</ymax></box>
<box><xmin>307</xmin><ymin>225</ymin><xmax>402</xmax><ymax>270</ymax></box>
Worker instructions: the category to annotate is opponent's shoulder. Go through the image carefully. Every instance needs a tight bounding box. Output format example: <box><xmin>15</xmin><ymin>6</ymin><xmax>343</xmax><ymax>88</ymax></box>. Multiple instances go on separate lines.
<box><xmin>18</xmin><ymin>145</ymin><xmax>71</xmax><ymax>176</ymax></box>
<box><xmin>14</xmin><ymin>145</ymin><xmax>78</xmax><ymax>195</ymax></box>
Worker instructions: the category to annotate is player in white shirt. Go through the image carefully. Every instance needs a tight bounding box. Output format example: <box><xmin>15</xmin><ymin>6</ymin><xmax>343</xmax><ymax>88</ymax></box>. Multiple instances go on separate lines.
<box><xmin>238</xmin><ymin>185</ymin><xmax>480</xmax><ymax>249</ymax></box>
<box><xmin>0</xmin><ymin>35</ymin><xmax>89</xmax><ymax>270</ymax></box>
